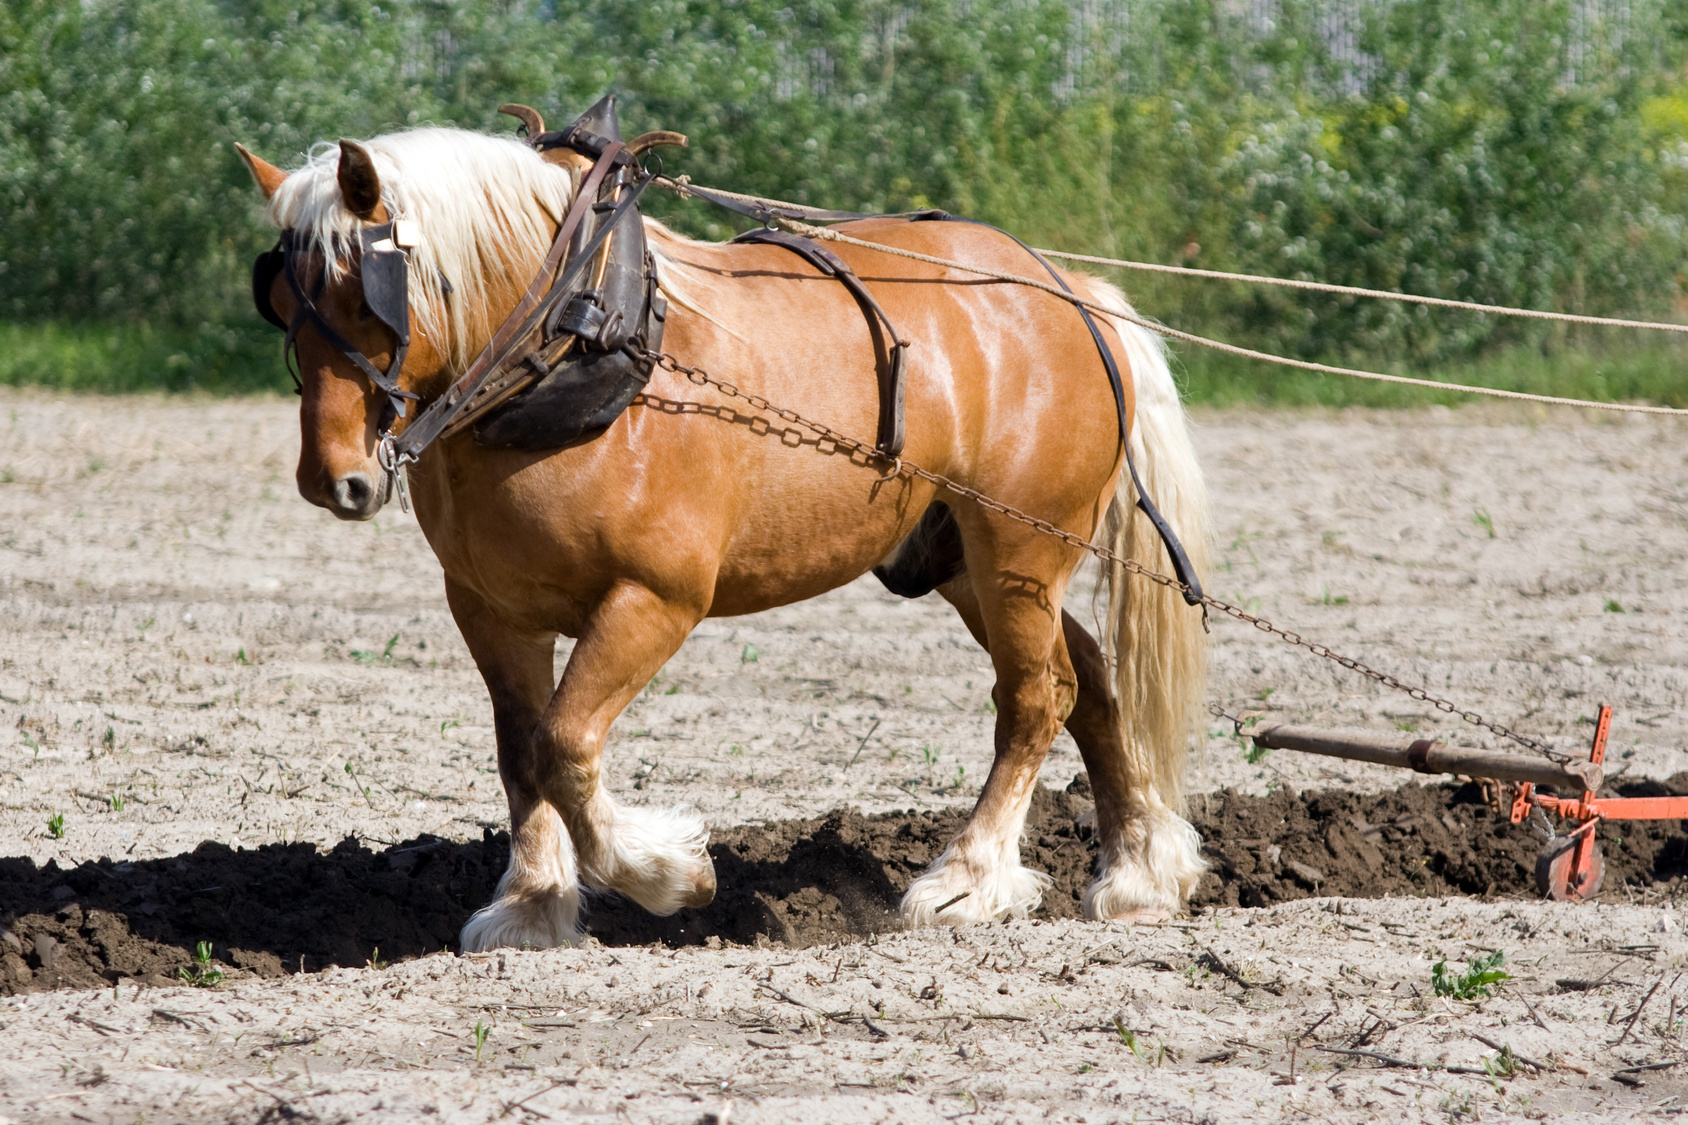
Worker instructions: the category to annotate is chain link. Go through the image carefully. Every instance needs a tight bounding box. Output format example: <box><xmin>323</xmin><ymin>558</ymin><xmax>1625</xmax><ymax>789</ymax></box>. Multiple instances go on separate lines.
<box><xmin>637</xmin><ymin>347</ymin><xmax>1566</xmax><ymax>762</ymax></box>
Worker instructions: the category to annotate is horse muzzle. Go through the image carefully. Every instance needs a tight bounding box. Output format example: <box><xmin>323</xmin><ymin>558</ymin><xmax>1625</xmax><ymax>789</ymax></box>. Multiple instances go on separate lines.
<box><xmin>304</xmin><ymin>469</ymin><xmax>386</xmax><ymax>521</ymax></box>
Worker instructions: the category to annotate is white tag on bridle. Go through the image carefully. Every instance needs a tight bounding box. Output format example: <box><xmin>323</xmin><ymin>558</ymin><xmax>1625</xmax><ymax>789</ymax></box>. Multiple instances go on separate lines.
<box><xmin>391</xmin><ymin>219</ymin><xmax>419</xmax><ymax>249</ymax></box>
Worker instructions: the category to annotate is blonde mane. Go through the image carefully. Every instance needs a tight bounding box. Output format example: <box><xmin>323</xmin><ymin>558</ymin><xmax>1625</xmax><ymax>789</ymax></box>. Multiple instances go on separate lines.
<box><xmin>264</xmin><ymin>128</ymin><xmax>579</xmax><ymax>369</ymax></box>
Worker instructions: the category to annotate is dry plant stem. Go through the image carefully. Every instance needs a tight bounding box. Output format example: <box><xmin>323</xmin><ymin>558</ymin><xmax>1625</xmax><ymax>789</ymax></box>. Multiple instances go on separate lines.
<box><xmin>1614</xmin><ymin>980</ymin><xmax>1663</xmax><ymax>1046</ymax></box>
<box><xmin>1471</xmin><ymin>1033</ymin><xmax>1551</xmax><ymax>1072</ymax></box>
<box><xmin>1312</xmin><ymin>1045</ymin><xmax>1492</xmax><ymax>1076</ymax></box>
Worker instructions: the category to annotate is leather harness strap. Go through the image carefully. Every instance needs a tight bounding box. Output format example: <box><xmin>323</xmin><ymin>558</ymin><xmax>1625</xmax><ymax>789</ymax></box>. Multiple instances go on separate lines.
<box><xmin>672</xmin><ymin>182</ymin><xmax>1202</xmax><ymax>605</ymax></box>
<box><xmin>732</xmin><ymin>226</ymin><xmax>910</xmax><ymax>460</ymax></box>
<box><xmin>918</xmin><ymin>214</ymin><xmax>1204</xmax><ymax>606</ymax></box>
<box><xmin>389</xmin><ymin>142</ymin><xmax>629</xmax><ymax>460</ymax></box>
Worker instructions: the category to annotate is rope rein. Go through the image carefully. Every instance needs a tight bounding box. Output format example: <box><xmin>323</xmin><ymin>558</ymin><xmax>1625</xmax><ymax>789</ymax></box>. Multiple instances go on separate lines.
<box><xmin>662</xmin><ymin>178</ymin><xmax>1688</xmax><ymax>417</ymax></box>
<box><xmin>782</xmin><ymin>218</ymin><xmax>1688</xmax><ymax>417</ymax></box>
<box><xmin>1036</xmin><ymin>249</ymin><xmax>1688</xmax><ymax>336</ymax></box>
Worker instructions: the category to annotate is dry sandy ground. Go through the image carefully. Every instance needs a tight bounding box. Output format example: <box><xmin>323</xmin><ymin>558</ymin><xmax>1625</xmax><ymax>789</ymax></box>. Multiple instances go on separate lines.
<box><xmin>3</xmin><ymin>388</ymin><xmax>1688</xmax><ymax>1122</ymax></box>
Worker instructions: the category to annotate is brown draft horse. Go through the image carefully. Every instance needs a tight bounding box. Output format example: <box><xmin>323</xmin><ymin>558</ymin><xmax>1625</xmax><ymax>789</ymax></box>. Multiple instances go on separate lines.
<box><xmin>237</xmin><ymin>126</ymin><xmax>1212</xmax><ymax>950</ymax></box>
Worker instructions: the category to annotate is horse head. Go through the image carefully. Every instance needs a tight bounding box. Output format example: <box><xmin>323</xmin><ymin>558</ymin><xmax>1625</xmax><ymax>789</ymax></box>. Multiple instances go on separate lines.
<box><xmin>237</xmin><ymin>141</ymin><xmax>457</xmax><ymax>521</ymax></box>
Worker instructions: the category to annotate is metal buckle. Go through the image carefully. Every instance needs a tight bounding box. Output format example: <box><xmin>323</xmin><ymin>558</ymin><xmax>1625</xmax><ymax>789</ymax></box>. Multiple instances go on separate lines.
<box><xmin>377</xmin><ymin>434</ymin><xmax>413</xmax><ymax>514</ymax></box>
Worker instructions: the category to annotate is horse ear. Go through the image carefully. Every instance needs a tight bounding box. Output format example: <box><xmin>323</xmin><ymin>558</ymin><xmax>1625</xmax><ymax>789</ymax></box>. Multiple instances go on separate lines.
<box><xmin>234</xmin><ymin>143</ymin><xmax>287</xmax><ymax>200</ymax></box>
<box><xmin>336</xmin><ymin>140</ymin><xmax>385</xmax><ymax>220</ymax></box>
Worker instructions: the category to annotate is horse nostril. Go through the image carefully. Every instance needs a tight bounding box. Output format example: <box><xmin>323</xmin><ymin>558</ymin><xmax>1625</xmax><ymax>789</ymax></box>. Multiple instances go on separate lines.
<box><xmin>331</xmin><ymin>472</ymin><xmax>375</xmax><ymax>513</ymax></box>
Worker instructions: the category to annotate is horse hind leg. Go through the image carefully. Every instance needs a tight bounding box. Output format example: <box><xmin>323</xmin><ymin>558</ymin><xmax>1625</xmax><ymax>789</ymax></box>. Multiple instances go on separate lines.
<box><xmin>901</xmin><ymin>569</ymin><xmax>1066</xmax><ymax>924</ymax></box>
<box><xmin>1061</xmin><ymin>612</ymin><xmax>1205</xmax><ymax>922</ymax></box>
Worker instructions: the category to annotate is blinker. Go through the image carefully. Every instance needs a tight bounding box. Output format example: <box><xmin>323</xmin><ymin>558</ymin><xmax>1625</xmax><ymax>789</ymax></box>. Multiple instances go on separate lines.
<box><xmin>251</xmin><ymin>246</ymin><xmax>287</xmax><ymax>330</ymax></box>
<box><xmin>358</xmin><ymin>223</ymin><xmax>411</xmax><ymax>346</ymax></box>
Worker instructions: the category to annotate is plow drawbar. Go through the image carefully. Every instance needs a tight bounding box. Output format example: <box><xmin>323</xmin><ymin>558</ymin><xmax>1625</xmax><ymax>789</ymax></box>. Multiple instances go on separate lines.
<box><xmin>1250</xmin><ymin>706</ymin><xmax>1688</xmax><ymax>902</ymax></box>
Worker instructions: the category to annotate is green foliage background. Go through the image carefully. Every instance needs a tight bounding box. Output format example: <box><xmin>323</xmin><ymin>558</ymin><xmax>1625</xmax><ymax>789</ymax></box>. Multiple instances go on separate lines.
<box><xmin>2</xmin><ymin>0</ymin><xmax>1687</xmax><ymax>399</ymax></box>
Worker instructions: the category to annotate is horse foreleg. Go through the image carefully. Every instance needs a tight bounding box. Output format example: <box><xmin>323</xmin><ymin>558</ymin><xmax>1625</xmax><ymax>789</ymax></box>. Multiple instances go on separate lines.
<box><xmin>902</xmin><ymin>572</ymin><xmax>1070</xmax><ymax>924</ymax></box>
<box><xmin>447</xmin><ymin>580</ymin><xmax>584</xmax><ymax>952</ymax></box>
<box><xmin>535</xmin><ymin>581</ymin><xmax>715</xmax><ymax>916</ymax></box>
<box><xmin>1061</xmin><ymin>613</ymin><xmax>1204</xmax><ymax>922</ymax></box>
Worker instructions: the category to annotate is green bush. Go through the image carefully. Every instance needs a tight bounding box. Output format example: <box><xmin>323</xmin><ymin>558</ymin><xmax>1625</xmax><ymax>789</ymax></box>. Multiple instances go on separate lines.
<box><xmin>2</xmin><ymin>0</ymin><xmax>1684</xmax><ymax>398</ymax></box>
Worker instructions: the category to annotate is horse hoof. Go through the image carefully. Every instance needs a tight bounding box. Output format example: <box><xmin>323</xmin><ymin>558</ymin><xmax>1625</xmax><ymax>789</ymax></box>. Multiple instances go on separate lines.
<box><xmin>460</xmin><ymin>891</ymin><xmax>582</xmax><ymax>952</ymax></box>
<box><xmin>900</xmin><ymin>846</ymin><xmax>1050</xmax><ymax>925</ymax></box>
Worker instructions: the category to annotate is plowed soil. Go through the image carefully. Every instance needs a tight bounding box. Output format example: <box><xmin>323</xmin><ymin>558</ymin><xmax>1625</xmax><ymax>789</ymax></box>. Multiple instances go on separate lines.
<box><xmin>9</xmin><ymin>774</ymin><xmax>1688</xmax><ymax>995</ymax></box>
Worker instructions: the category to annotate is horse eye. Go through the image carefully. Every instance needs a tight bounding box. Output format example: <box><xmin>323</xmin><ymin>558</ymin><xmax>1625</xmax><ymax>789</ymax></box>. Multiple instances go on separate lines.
<box><xmin>357</xmin><ymin>300</ymin><xmax>374</xmax><ymax>320</ymax></box>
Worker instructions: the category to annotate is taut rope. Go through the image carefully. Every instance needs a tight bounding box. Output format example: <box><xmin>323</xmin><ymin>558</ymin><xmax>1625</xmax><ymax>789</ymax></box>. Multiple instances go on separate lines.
<box><xmin>663</xmin><ymin>178</ymin><xmax>1688</xmax><ymax>417</ymax></box>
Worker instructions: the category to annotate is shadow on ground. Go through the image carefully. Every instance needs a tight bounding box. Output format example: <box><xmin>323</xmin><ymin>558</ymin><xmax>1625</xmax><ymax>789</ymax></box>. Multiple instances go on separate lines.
<box><xmin>6</xmin><ymin>777</ymin><xmax>1687</xmax><ymax>993</ymax></box>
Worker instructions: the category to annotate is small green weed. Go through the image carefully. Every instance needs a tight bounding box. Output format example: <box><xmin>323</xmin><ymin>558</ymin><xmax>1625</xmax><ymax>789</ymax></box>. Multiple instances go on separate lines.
<box><xmin>1431</xmin><ymin>950</ymin><xmax>1511</xmax><ymax>1000</ymax></box>
<box><xmin>1113</xmin><ymin>1014</ymin><xmax>1142</xmax><ymax>1057</ymax></box>
<box><xmin>177</xmin><ymin>941</ymin><xmax>224</xmax><ymax>988</ymax></box>
<box><xmin>351</xmin><ymin>634</ymin><xmax>400</xmax><ymax>665</ymax></box>
<box><xmin>343</xmin><ymin>761</ymin><xmax>373</xmax><ymax>804</ymax></box>
<box><xmin>367</xmin><ymin>947</ymin><xmax>387</xmax><ymax>971</ymax></box>
<box><xmin>24</xmin><ymin>731</ymin><xmax>41</xmax><ymax>759</ymax></box>
<box><xmin>46</xmin><ymin>812</ymin><xmax>65</xmax><ymax>839</ymax></box>
<box><xmin>101</xmin><ymin>725</ymin><xmax>115</xmax><ymax>751</ymax></box>
<box><xmin>235</xmin><ymin>646</ymin><xmax>250</xmax><ymax>665</ymax></box>
<box><xmin>109</xmin><ymin>793</ymin><xmax>126</xmax><ymax>813</ymax></box>
<box><xmin>740</xmin><ymin>643</ymin><xmax>760</xmax><ymax>664</ymax></box>
<box><xmin>1229</xmin><ymin>525</ymin><xmax>1261</xmax><ymax>565</ymax></box>
<box><xmin>1319</xmin><ymin>586</ymin><xmax>1350</xmax><ymax>606</ymax></box>
<box><xmin>1603</xmin><ymin>598</ymin><xmax>1625</xmax><ymax>613</ymax></box>
<box><xmin>472</xmin><ymin>1019</ymin><xmax>490</xmax><ymax>1062</ymax></box>
<box><xmin>1473</xmin><ymin>508</ymin><xmax>1496</xmax><ymax>538</ymax></box>
<box><xmin>1483</xmin><ymin>1043</ymin><xmax>1519</xmax><ymax>1081</ymax></box>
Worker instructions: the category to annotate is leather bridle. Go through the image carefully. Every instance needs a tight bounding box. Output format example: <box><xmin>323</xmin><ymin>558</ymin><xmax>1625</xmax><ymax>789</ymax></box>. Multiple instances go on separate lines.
<box><xmin>252</xmin><ymin>140</ymin><xmax>653</xmax><ymax>507</ymax></box>
<box><xmin>254</xmin><ymin>222</ymin><xmax>420</xmax><ymax>427</ymax></box>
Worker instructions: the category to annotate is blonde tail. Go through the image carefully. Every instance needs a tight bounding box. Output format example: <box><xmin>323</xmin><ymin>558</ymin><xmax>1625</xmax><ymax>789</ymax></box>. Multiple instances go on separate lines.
<box><xmin>1081</xmin><ymin>278</ymin><xmax>1212</xmax><ymax>917</ymax></box>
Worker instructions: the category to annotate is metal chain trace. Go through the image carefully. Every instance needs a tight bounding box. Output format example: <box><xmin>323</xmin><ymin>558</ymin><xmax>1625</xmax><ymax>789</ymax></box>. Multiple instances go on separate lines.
<box><xmin>636</xmin><ymin>345</ymin><xmax>1566</xmax><ymax>763</ymax></box>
